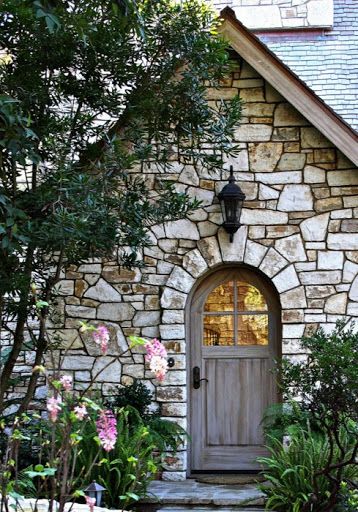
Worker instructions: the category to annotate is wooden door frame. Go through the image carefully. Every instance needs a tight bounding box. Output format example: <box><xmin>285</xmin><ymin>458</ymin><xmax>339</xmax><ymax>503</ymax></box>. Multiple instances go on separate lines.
<box><xmin>185</xmin><ymin>263</ymin><xmax>282</xmax><ymax>476</ymax></box>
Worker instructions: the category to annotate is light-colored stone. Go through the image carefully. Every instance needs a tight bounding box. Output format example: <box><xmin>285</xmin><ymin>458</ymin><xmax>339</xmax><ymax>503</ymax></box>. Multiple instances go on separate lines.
<box><xmin>234</xmin><ymin>124</ymin><xmax>272</xmax><ymax>142</ymax></box>
<box><xmin>218</xmin><ymin>226</ymin><xmax>247</xmax><ymax>262</ymax></box>
<box><xmin>278</xmin><ymin>185</ymin><xmax>313</xmax><ymax>211</ymax></box>
<box><xmin>84</xmin><ymin>278</ymin><xmax>122</xmax><ymax>302</ymax></box>
<box><xmin>187</xmin><ymin>187</ymin><xmax>215</xmax><ymax>206</ymax></box>
<box><xmin>274</xmin><ymin>103</ymin><xmax>308</xmax><ymax>127</ymax></box>
<box><xmin>273</xmin><ymin>265</ymin><xmax>300</xmax><ymax>293</ymax></box>
<box><xmin>327</xmin><ymin>234</ymin><xmax>358</xmax><ymax>250</ymax></box>
<box><xmin>349</xmin><ymin>275</ymin><xmax>358</xmax><ymax>302</ymax></box>
<box><xmin>197</xmin><ymin>236</ymin><xmax>222</xmax><ymax>267</ymax></box>
<box><xmin>275</xmin><ymin>234</ymin><xmax>307</xmax><ymax>262</ymax></box>
<box><xmin>324</xmin><ymin>293</ymin><xmax>347</xmax><ymax>314</ymax></box>
<box><xmin>198</xmin><ymin>221</ymin><xmax>218</xmax><ymax>237</ymax></box>
<box><xmin>97</xmin><ymin>303</ymin><xmax>135</xmax><ymax>321</ymax></box>
<box><xmin>62</xmin><ymin>355</ymin><xmax>95</xmax><ymax>371</ymax></box>
<box><xmin>248</xmin><ymin>142</ymin><xmax>283</xmax><ymax>172</ymax></box>
<box><xmin>307</xmin><ymin>0</ymin><xmax>333</xmax><ymax>27</ymax></box>
<box><xmin>300</xmin><ymin>271</ymin><xmax>341</xmax><ymax>285</ymax></box>
<box><xmin>165</xmin><ymin>219</ymin><xmax>200</xmax><ymax>240</ymax></box>
<box><xmin>160</xmin><ymin>324</ymin><xmax>185</xmax><ymax>340</ymax></box>
<box><xmin>244</xmin><ymin>240</ymin><xmax>268</xmax><ymax>267</ymax></box>
<box><xmin>260</xmin><ymin>248</ymin><xmax>288</xmax><ymax>278</ymax></box>
<box><xmin>283</xmin><ymin>324</ymin><xmax>305</xmax><ymax>339</ymax></box>
<box><xmin>162</xmin><ymin>310</ymin><xmax>184</xmax><ymax>324</ymax></box>
<box><xmin>317</xmin><ymin>251</ymin><xmax>344</xmax><ymax>270</ymax></box>
<box><xmin>259</xmin><ymin>184</ymin><xmax>280</xmax><ymax>200</ymax></box>
<box><xmin>234</xmin><ymin>5</ymin><xmax>281</xmax><ymax>30</ymax></box>
<box><xmin>161</xmin><ymin>288</ymin><xmax>188</xmax><ymax>309</ymax></box>
<box><xmin>300</xmin><ymin>213</ymin><xmax>329</xmax><ymax>241</ymax></box>
<box><xmin>343</xmin><ymin>260</ymin><xmax>358</xmax><ymax>283</ymax></box>
<box><xmin>65</xmin><ymin>305</ymin><xmax>96</xmax><ymax>319</ymax></box>
<box><xmin>78</xmin><ymin>263</ymin><xmax>101</xmax><ymax>273</ymax></box>
<box><xmin>281</xmin><ymin>286</ymin><xmax>307</xmax><ymax>309</ymax></box>
<box><xmin>304</xmin><ymin>165</ymin><xmax>326</xmax><ymax>184</ymax></box>
<box><xmin>133</xmin><ymin>310</ymin><xmax>161</xmax><ymax>327</ymax></box>
<box><xmin>167</xmin><ymin>267</ymin><xmax>196</xmax><ymax>293</ymax></box>
<box><xmin>223</xmin><ymin>150</ymin><xmax>249</xmax><ymax>172</ymax></box>
<box><xmin>277</xmin><ymin>153</ymin><xmax>306</xmax><ymax>171</ymax></box>
<box><xmin>92</xmin><ymin>357</ymin><xmax>122</xmax><ymax>382</ymax></box>
<box><xmin>256</xmin><ymin>171</ymin><xmax>302</xmax><ymax>184</ymax></box>
<box><xmin>55</xmin><ymin>281</ymin><xmax>74</xmax><ymax>296</ymax></box>
<box><xmin>183</xmin><ymin>249</ymin><xmax>208</xmax><ymax>278</ymax></box>
<box><xmin>179</xmin><ymin>166</ymin><xmax>199</xmax><ymax>186</ymax></box>
<box><xmin>241</xmin><ymin>208</ymin><xmax>288</xmax><ymax>225</ymax></box>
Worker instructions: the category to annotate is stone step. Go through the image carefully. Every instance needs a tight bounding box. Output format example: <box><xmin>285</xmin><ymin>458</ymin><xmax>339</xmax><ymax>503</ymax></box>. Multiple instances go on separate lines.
<box><xmin>139</xmin><ymin>480</ymin><xmax>266</xmax><ymax>511</ymax></box>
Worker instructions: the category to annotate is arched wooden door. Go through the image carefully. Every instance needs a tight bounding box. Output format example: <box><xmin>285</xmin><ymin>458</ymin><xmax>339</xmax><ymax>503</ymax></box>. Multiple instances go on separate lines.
<box><xmin>189</xmin><ymin>267</ymin><xmax>281</xmax><ymax>472</ymax></box>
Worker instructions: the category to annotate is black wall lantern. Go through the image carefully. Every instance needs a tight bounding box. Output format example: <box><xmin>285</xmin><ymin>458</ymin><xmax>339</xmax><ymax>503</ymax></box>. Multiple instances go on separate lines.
<box><xmin>218</xmin><ymin>165</ymin><xmax>246</xmax><ymax>242</ymax></box>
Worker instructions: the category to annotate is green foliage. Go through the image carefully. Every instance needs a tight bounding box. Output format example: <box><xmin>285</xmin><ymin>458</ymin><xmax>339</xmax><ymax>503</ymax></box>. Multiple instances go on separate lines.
<box><xmin>76</xmin><ymin>407</ymin><xmax>158</xmax><ymax>509</ymax></box>
<box><xmin>105</xmin><ymin>380</ymin><xmax>187</xmax><ymax>451</ymax></box>
<box><xmin>258</xmin><ymin>425</ymin><xmax>358</xmax><ymax>512</ymax></box>
<box><xmin>272</xmin><ymin>322</ymin><xmax>358</xmax><ymax>511</ymax></box>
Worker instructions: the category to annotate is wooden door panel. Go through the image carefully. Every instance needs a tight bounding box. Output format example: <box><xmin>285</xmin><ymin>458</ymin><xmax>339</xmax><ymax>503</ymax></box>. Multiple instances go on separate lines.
<box><xmin>189</xmin><ymin>267</ymin><xmax>280</xmax><ymax>472</ymax></box>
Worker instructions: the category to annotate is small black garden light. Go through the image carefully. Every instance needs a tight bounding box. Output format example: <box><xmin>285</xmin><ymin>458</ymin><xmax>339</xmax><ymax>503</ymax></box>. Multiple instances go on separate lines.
<box><xmin>84</xmin><ymin>481</ymin><xmax>106</xmax><ymax>507</ymax></box>
<box><xmin>218</xmin><ymin>165</ymin><xmax>246</xmax><ymax>242</ymax></box>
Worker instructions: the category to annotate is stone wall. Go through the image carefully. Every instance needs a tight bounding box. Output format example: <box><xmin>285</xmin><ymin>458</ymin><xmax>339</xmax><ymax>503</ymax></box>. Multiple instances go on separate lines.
<box><xmin>6</xmin><ymin>55</ymin><xmax>358</xmax><ymax>479</ymax></box>
<box><xmin>213</xmin><ymin>0</ymin><xmax>334</xmax><ymax>30</ymax></box>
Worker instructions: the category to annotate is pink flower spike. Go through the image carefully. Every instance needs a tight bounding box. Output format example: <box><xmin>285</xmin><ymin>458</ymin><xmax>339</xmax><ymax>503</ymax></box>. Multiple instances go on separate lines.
<box><xmin>92</xmin><ymin>325</ymin><xmax>110</xmax><ymax>355</ymax></box>
<box><xmin>74</xmin><ymin>404</ymin><xmax>88</xmax><ymax>421</ymax></box>
<box><xmin>96</xmin><ymin>410</ymin><xmax>117</xmax><ymax>452</ymax></box>
<box><xmin>59</xmin><ymin>375</ymin><xmax>72</xmax><ymax>391</ymax></box>
<box><xmin>85</xmin><ymin>496</ymin><xmax>96</xmax><ymax>512</ymax></box>
<box><xmin>47</xmin><ymin>396</ymin><xmax>62</xmax><ymax>422</ymax></box>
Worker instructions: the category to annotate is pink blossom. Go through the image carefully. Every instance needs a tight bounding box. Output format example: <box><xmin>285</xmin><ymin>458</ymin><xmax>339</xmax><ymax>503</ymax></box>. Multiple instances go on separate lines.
<box><xmin>47</xmin><ymin>396</ymin><xmax>62</xmax><ymax>422</ymax></box>
<box><xmin>74</xmin><ymin>404</ymin><xmax>88</xmax><ymax>421</ymax></box>
<box><xmin>93</xmin><ymin>325</ymin><xmax>110</xmax><ymax>355</ymax></box>
<box><xmin>145</xmin><ymin>338</ymin><xmax>167</xmax><ymax>360</ymax></box>
<box><xmin>96</xmin><ymin>410</ymin><xmax>117</xmax><ymax>452</ymax></box>
<box><xmin>59</xmin><ymin>375</ymin><xmax>72</xmax><ymax>391</ymax></box>
<box><xmin>85</xmin><ymin>496</ymin><xmax>96</xmax><ymax>512</ymax></box>
<box><xmin>145</xmin><ymin>338</ymin><xmax>168</xmax><ymax>381</ymax></box>
<box><xmin>149</xmin><ymin>355</ymin><xmax>168</xmax><ymax>382</ymax></box>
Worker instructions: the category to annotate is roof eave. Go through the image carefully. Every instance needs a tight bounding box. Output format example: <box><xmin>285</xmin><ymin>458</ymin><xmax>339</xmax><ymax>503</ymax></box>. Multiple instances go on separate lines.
<box><xmin>219</xmin><ymin>7</ymin><xmax>358</xmax><ymax>167</ymax></box>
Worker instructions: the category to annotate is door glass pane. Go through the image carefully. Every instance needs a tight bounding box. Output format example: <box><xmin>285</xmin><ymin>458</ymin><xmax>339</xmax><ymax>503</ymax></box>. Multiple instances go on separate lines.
<box><xmin>238</xmin><ymin>315</ymin><xmax>268</xmax><ymax>345</ymax></box>
<box><xmin>204</xmin><ymin>281</ymin><xmax>234</xmax><ymax>312</ymax></box>
<box><xmin>203</xmin><ymin>315</ymin><xmax>234</xmax><ymax>346</ymax></box>
<box><xmin>237</xmin><ymin>281</ymin><xmax>267</xmax><ymax>311</ymax></box>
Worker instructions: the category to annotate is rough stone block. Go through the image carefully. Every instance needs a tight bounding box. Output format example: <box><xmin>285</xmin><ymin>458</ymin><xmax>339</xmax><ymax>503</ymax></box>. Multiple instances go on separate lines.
<box><xmin>165</xmin><ymin>219</ymin><xmax>200</xmax><ymax>240</ymax></box>
<box><xmin>300</xmin><ymin>213</ymin><xmax>329</xmax><ymax>241</ymax></box>
<box><xmin>273</xmin><ymin>265</ymin><xmax>300</xmax><ymax>292</ymax></box>
<box><xmin>183</xmin><ymin>249</ymin><xmax>208</xmax><ymax>278</ymax></box>
<box><xmin>278</xmin><ymin>185</ymin><xmax>313</xmax><ymax>211</ymax></box>
<box><xmin>277</xmin><ymin>153</ymin><xmax>306</xmax><ymax>171</ymax></box>
<box><xmin>274</xmin><ymin>103</ymin><xmax>308</xmax><ymax>127</ymax></box>
<box><xmin>299</xmin><ymin>270</ymin><xmax>341</xmax><ymax>285</ymax></box>
<box><xmin>161</xmin><ymin>288</ymin><xmax>187</xmax><ymax>310</ymax></box>
<box><xmin>304</xmin><ymin>165</ymin><xmax>326</xmax><ymax>184</ymax></box>
<box><xmin>97</xmin><ymin>303</ymin><xmax>135</xmax><ymax>321</ymax></box>
<box><xmin>234</xmin><ymin>5</ymin><xmax>281</xmax><ymax>29</ymax></box>
<box><xmin>281</xmin><ymin>286</ymin><xmax>307</xmax><ymax>309</ymax></box>
<box><xmin>275</xmin><ymin>234</ymin><xmax>307</xmax><ymax>262</ymax></box>
<box><xmin>260</xmin><ymin>248</ymin><xmax>288</xmax><ymax>277</ymax></box>
<box><xmin>218</xmin><ymin>225</ymin><xmax>247</xmax><ymax>262</ymax></box>
<box><xmin>244</xmin><ymin>240</ymin><xmax>268</xmax><ymax>267</ymax></box>
<box><xmin>317</xmin><ymin>251</ymin><xmax>344</xmax><ymax>270</ymax></box>
<box><xmin>241</xmin><ymin>208</ymin><xmax>288</xmax><ymax>225</ymax></box>
<box><xmin>248</xmin><ymin>142</ymin><xmax>283</xmax><ymax>172</ymax></box>
<box><xmin>197</xmin><ymin>237</ymin><xmax>222</xmax><ymax>267</ymax></box>
<box><xmin>327</xmin><ymin>234</ymin><xmax>358</xmax><ymax>251</ymax></box>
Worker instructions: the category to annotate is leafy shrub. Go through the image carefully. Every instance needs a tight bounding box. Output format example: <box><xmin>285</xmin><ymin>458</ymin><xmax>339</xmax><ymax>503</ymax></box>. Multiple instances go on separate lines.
<box><xmin>106</xmin><ymin>381</ymin><xmax>187</xmax><ymax>451</ymax></box>
<box><xmin>258</xmin><ymin>425</ymin><xmax>358</xmax><ymax>512</ymax></box>
<box><xmin>276</xmin><ymin>322</ymin><xmax>358</xmax><ymax>510</ymax></box>
<box><xmin>76</xmin><ymin>407</ymin><xmax>157</xmax><ymax>509</ymax></box>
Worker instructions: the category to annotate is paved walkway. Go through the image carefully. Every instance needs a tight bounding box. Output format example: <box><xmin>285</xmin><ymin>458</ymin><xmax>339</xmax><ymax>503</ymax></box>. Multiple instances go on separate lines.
<box><xmin>139</xmin><ymin>479</ymin><xmax>266</xmax><ymax>511</ymax></box>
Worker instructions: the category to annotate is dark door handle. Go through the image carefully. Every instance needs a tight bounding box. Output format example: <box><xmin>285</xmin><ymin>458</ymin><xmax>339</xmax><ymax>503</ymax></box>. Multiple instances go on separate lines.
<box><xmin>193</xmin><ymin>366</ymin><xmax>209</xmax><ymax>389</ymax></box>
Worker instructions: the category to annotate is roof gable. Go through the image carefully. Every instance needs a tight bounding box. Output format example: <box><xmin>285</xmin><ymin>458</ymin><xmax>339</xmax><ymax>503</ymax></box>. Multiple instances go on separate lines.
<box><xmin>219</xmin><ymin>7</ymin><xmax>358</xmax><ymax>167</ymax></box>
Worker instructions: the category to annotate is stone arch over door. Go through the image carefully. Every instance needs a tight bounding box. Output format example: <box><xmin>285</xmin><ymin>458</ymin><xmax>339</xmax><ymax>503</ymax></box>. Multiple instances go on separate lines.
<box><xmin>186</xmin><ymin>264</ymin><xmax>281</xmax><ymax>472</ymax></box>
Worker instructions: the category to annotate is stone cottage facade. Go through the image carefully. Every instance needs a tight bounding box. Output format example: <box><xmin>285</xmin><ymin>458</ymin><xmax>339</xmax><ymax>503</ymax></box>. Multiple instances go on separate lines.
<box><xmin>50</xmin><ymin>6</ymin><xmax>358</xmax><ymax>479</ymax></box>
<box><xmin>9</xmin><ymin>1</ymin><xmax>358</xmax><ymax>479</ymax></box>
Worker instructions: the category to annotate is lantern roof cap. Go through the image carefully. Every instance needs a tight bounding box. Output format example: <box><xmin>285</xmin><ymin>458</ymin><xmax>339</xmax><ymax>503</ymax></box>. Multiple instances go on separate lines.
<box><xmin>84</xmin><ymin>481</ymin><xmax>106</xmax><ymax>492</ymax></box>
<box><xmin>218</xmin><ymin>166</ymin><xmax>246</xmax><ymax>201</ymax></box>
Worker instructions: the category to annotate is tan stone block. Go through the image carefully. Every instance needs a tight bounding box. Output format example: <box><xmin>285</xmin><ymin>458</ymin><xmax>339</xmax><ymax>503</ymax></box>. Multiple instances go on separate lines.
<box><xmin>242</xmin><ymin>103</ymin><xmax>275</xmax><ymax>117</ymax></box>
<box><xmin>282</xmin><ymin>309</ymin><xmax>304</xmax><ymax>322</ymax></box>
<box><xmin>272</xmin><ymin>127</ymin><xmax>300</xmax><ymax>142</ymax></box>
<box><xmin>315</xmin><ymin>197</ymin><xmax>342</xmax><ymax>212</ymax></box>
<box><xmin>332</xmin><ymin>186</ymin><xmax>358</xmax><ymax>197</ymax></box>
<box><xmin>344</xmin><ymin>196</ymin><xmax>358</xmax><ymax>208</ymax></box>
<box><xmin>304</xmin><ymin>165</ymin><xmax>326</xmax><ymax>184</ymax></box>
<box><xmin>265</xmin><ymin>82</ymin><xmax>284</xmax><ymax>102</ymax></box>
<box><xmin>233</xmin><ymin>78</ymin><xmax>264</xmax><ymax>88</ymax></box>
<box><xmin>284</xmin><ymin>142</ymin><xmax>300</xmax><ymax>152</ymax></box>
<box><xmin>324</xmin><ymin>293</ymin><xmax>347</xmax><ymax>314</ymax></box>
<box><xmin>239</xmin><ymin>87</ymin><xmax>265</xmax><ymax>102</ymax></box>
<box><xmin>328</xmin><ymin>220</ymin><xmax>341</xmax><ymax>233</ymax></box>
<box><xmin>206</xmin><ymin>87</ymin><xmax>238</xmax><ymax>100</ymax></box>
<box><xmin>301</xmin><ymin>127</ymin><xmax>333</xmax><ymax>148</ymax></box>
<box><xmin>306</xmin><ymin>285</ymin><xmax>335</xmax><ymax>298</ymax></box>
<box><xmin>266</xmin><ymin>225</ymin><xmax>299</xmax><ymax>238</ymax></box>
<box><xmin>346</xmin><ymin>251</ymin><xmax>358</xmax><ymax>264</ymax></box>
<box><xmin>248</xmin><ymin>142</ymin><xmax>283</xmax><ymax>172</ymax></box>
<box><xmin>274</xmin><ymin>103</ymin><xmax>309</xmax><ymax>127</ymax></box>
<box><xmin>235</xmin><ymin>124</ymin><xmax>272</xmax><ymax>142</ymax></box>
<box><xmin>313</xmin><ymin>148</ymin><xmax>336</xmax><ymax>163</ymax></box>
<box><xmin>277</xmin><ymin>153</ymin><xmax>306</xmax><ymax>171</ymax></box>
